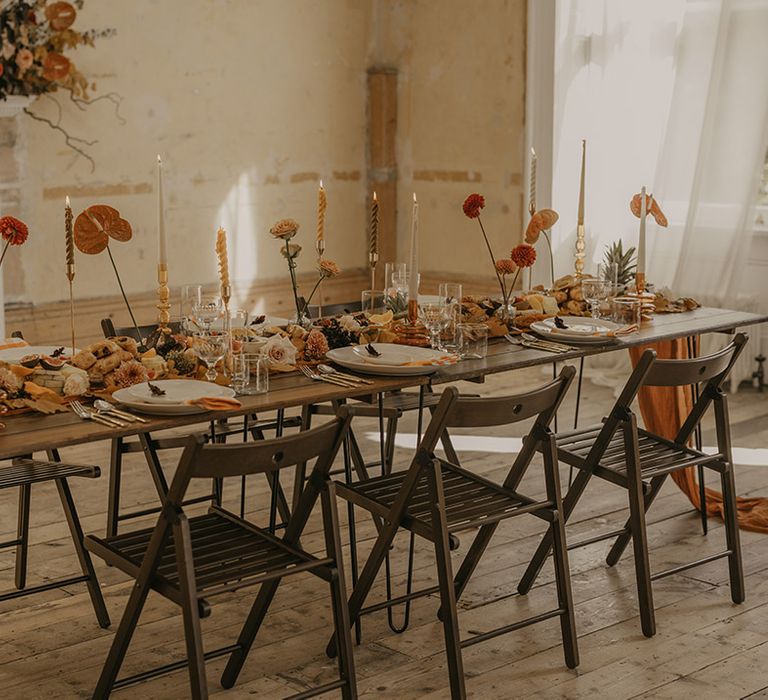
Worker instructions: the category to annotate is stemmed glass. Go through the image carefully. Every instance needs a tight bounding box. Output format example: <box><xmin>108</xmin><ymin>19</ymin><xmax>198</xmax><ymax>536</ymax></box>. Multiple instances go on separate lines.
<box><xmin>419</xmin><ymin>302</ymin><xmax>450</xmax><ymax>349</ymax></box>
<box><xmin>438</xmin><ymin>283</ymin><xmax>463</xmax><ymax>353</ymax></box>
<box><xmin>192</xmin><ymin>295</ymin><xmax>223</xmax><ymax>332</ymax></box>
<box><xmin>582</xmin><ymin>269</ymin><xmax>614</xmax><ymax>319</ymax></box>
<box><xmin>191</xmin><ymin>332</ymin><xmax>229</xmax><ymax>382</ymax></box>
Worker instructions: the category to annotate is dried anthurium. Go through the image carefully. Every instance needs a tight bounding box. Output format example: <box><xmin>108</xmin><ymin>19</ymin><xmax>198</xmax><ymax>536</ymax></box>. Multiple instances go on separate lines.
<box><xmin>74</xmin><ymin>205</ymin><xmax>132</xmax><ymax>255</ymax></box>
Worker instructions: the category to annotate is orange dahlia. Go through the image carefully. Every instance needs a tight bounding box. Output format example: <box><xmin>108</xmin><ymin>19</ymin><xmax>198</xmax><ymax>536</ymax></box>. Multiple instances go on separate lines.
<box><xmin>462</xmin><ymin>193</ymin><xmax>485</xmax><ymax>219</ymax></box>
<box><xmin>495</xmin><ymin>258</ymin><xmax>517</xmax><ymax>276</ymax></box>
<box><xmin>0</xmin><ymin>216</ymin><xmax>29</xmax><ymax>245</ymax></box>
<box><xmin>510</xmin><ymin>243</ymin><xmax>536</xmax><ymax>268</ymax></box>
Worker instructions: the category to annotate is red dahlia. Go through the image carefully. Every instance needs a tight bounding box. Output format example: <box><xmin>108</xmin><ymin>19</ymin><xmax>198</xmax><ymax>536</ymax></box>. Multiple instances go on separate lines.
<box><xmin>0</xmin><ymin>216</ymin><xmax>29</xmax><ymax>245</ymax></box>
<box><xmin>462</xmin><ymin>193</ymin><xmax>485</xmax><ymax>219</ymax></box>
<box><xmin>510</xmin><ymin>243</ymin><xmax>536</xmax><ymax>268</ymax></box>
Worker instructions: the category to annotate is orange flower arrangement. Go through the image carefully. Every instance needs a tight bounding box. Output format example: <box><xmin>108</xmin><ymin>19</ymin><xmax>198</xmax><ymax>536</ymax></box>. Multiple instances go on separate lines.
<box><xmin>511</xmin><ymin>244</ymin><xmax>537</xmax><ymax>269</ymax></box>
<box><xmin>462</xmin><ymin>193</ymin><xmax>485</xmax><ymax>219</ymax></box>
<box><xmin>495</xmin><ymin>258</ymin><xmax>516</xmax><ymax>276</ymax></box>
<box><xmin>0</xmin><ymin>214</ymin><xmax>29</xmax><ymax>271</ymax></box>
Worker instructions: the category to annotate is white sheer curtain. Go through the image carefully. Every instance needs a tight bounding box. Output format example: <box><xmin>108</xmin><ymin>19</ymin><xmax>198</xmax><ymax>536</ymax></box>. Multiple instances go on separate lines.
<box><xmin>548</xmin><ymin>0</ymin><xmax>768</xmax><ymax>390</ymax></box>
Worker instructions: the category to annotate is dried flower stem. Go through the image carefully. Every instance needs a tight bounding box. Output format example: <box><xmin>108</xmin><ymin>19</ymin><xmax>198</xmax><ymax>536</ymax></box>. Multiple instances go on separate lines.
<box><xmin>106</xmin><ymin>245</ymin><xmax>143</xmax><ymax>345</ymax></box>
<box><xmin>542</xmin><ymin>230</ymin><xmax>555</xmax><ymax>288</ymax></box>
<box><xmin>0</xmin><ymin>239</ymin><xmax>10</xmax><ymax>269</ymax></box>
<box><xmin>285</xmin><ymin>238</ymin><xmax>304</xmax><ymax>322</ymax></box>
<box><xmin>477</xmin><ymin>216</ymin><xmax>507</xmax><ymax>304</ymax></box>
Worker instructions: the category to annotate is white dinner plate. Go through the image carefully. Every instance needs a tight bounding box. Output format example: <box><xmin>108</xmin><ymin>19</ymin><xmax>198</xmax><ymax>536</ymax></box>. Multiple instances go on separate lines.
<box><xmin>0</xmin><ymin>344</ymin><xmax>78</xmax><ymax>363</ymax></box>
<box><xmin>326</xmin><ymin>344</ymin><xmax>458</xmax><ymax>376</ymax></box>
<box><xmin>114</xmin><ymin>380</ymin><xmax>235</xmax><ymax>414</ymax></box>
<box><xmin>530</xmin><ymin>316</ymin><xmax>622</xmax><ymax>345</ymax></box>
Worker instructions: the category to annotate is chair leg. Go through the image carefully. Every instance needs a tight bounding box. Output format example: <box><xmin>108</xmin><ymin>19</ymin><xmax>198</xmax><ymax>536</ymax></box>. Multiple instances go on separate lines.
<box><xmin>56</xmin><ymin>478</ymin><xmax>110</xmax><ymax>629</ymax></box>
<box><xmin>173</xmin><ymin>517</ymin><xmax>208</xmax><ymax>699</ymax></box>
<box><xmin>221</xmin><ymin>578</ymin><xmax>282</xmax><ymax>688</ymax></box>
<box><xmin>383</xmin><ymin>415</ymin><xmax>399</xmax><ymax>476</ymax></box>
<box><xmin>322</xmin><ymin>481</ymin><xmax>358</xmax><ymax>699</ymax></box>
<box><xmin>606</xmin><ymin>474</ymin><xmax>666</xmax><ymax>567</ymax></box>
<box><xmin>106</xmin><ymin>438</ymin><xmax>123</xmax><ymax>538</ymax></box>
<box><xmin>425</xmin><ymin>459</ymin><xmax>466</xmax><ymax>699</ymax></box>
<box><xmin>292</xmin><ymin>405</ymin><xmax>313</xmax><ymax>512</ymax></box>
<box><xmin>720</xmin><ymin>465</ymin><xmax>745</xmax><ymax>603</ymax></box>
<box><xmin>437</xmin><ymin>523</ymin><xmax>498</xmax><ymax>620</ymax></box>
<box><xmin>518</xmin><ymin>468</ymin><xmax>592</xmax><ymax>595</ymax></box>
<box><xmin>139</xmin><ymin>433</ymin><xmax>171</xmax><ymax>500</ymax></box>
<box><xmin>543</xmin><ymin>435</ymin><xmax>579</xmax><ymax>669</ymax></box>
<box><xmin>623</xmin><ymin>420</ymin><xmax>655</xmax><ymax>638</ymax></box>
<box><xmin>14</xmin><ymin>484</ymin><xmax>31</xmax><ymax>590</ymax></box>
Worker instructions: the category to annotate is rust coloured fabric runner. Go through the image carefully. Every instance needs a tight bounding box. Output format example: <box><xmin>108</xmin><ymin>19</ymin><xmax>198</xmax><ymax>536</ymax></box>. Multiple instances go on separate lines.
<box><xmin>629</xmin><ymin>338</ymin><xmax>768</xmax><ymax>533</ymax></box>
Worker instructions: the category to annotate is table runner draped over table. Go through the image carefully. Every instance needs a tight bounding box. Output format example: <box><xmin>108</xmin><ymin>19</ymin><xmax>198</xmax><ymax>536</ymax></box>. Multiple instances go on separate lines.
<box><xmin>630</xmin><ymin>339</ymin><xmax>768</xmax><ymax>533</ymax></box>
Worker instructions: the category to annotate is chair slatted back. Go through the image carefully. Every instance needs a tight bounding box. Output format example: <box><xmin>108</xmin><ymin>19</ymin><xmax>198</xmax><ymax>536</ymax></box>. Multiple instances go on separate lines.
<box><xmin>101</xmin><ymin>318</ymin><xmax>181</xmax><ymax>342</ymax></box>
<box><xmin>445</xmin><ymin>367</ymin><xmax>575</xmax><ymax>429</ymax></box>
<box><xmin>585</xmin><ymin>334</ymin><xmax>748</xmax><ymax>463</ymax></box>
<box><xmin>166</xmin><ymin>410</ymin><xmax>351</xmax><ymax>509</ymax></box>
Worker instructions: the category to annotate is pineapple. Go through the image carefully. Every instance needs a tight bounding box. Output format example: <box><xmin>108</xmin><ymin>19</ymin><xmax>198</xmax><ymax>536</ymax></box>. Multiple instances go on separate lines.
<box><xmin>602</xmin><ymin>240</ymin><xmax>637</xmax><ymax>291</ymax></box>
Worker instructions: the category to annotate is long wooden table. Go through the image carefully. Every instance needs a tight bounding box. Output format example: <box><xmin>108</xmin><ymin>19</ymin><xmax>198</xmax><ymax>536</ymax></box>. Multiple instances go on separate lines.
<box><xmin>0</xmin><ymin>307</ymin><xmax>765</xmax><ymax>460</ymax></box>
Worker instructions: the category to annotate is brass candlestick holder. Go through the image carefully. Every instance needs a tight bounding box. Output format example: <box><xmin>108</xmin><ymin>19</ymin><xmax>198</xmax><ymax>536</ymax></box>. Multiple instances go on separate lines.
<box><xmin>156</xmin><ymin>263</ymin><xmax>171</xmax><ymax>333</ymax></box>
<box><xmin>315</xmin><ymin>239</ymin><xmax>325</xmax><ymax>318</ymax></box>
<box><xmin>369</xmin><ymin>250</ymin><xmax>378</xmax><ymax>295</ymax></box>
<box><xmin>394</xmin><ymin>298</ymin><xmax>430</xmax><ymax>347</ymax></box>
<box><xmin>574</xmin><ymin>223</ymin><xmax>586</xmax><ymax>277</ymax></box>
<box><xmin>221</xmin><ymin>284</ymin><xmax>232</xmax><ymax>377</ymax></box>
<box><xmin>635</xmin><ymin>272</ymin><xmax>646</xmax><ymax>294</ymax></box>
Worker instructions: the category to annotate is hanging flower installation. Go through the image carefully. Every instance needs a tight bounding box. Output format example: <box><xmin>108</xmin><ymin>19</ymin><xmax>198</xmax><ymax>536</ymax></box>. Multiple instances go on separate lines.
<box><xmin>0</xmin><ymin>1</ymin><xmax>119</xmax><ymax>169</ymax></box>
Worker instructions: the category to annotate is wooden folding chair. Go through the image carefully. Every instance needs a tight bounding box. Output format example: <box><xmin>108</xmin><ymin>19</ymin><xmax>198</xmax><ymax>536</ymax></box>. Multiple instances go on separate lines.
<box><xmin>326</xmin><ymin>369</ymin><xmax>580</xmax><ymax>698</ymax></box>
<box><xmin>85</xmin><ymin>411</ymin><xmax>357</xmax><ymax>699</ymax></box>
<box><xmin>517</xmin><ymin>333</ymin><xmax>749</xmax><ymax>638</ymax></box>
<box><xmin>99</xmin><ymin>318</ymin><xmax>298</xmax><ymax>536</ymax></box>
<box><xmin>0</xmin><ymin>451</ymin><xmax>109</xmax><ymax>628</ymax></box>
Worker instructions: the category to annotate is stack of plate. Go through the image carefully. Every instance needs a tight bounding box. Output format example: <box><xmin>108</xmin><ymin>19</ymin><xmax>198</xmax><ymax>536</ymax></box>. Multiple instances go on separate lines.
<box><xmin>113</xmin><ymin>380</ymin><xmax>236</xmax><ymax>415</ymax></box>
<box><xmin>326</xmin><ymin>344</ymin><xmax>457</xmax><ymax>376</ymax></box>
<box><xmin>530</xmin><ymin>316</ymin><xmax>623</xmax><ymax>345</ymax></box>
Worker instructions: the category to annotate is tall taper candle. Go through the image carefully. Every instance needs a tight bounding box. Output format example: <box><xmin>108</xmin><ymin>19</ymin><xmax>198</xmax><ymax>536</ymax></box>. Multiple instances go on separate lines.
<box><xmin>65</xmin><ymin>196</ymin><xmax>75</xmax><ymax>354</ymax></box>
<box><xmin>370</xmin><ymin>191</ymin><xmax>379</xmax><ymax>262</ymax></box>
<box><xmin>637</xmin><ymin>186</ymin><xmax>647</xmax><ymax>275</ymax></box>
<box><xmin>317</xmin><ymin>180</ymin><xmax>326</xmax><ymax>243</ymax></box>
<box><xmin>408</xmin><ymin>193</ymin><xmax>419</xmax><ymax>300</ymax></box>
<box><xmin>157</xmin><ymin>155</ymin><xmax>167</xmax><ymax>266</ymax></box>
<box><xmin>577</xmin><ymin>140</ymin><xmax>586</xmax><ymax>226</ymax></box>
<box><xmin>529</xmin><ymin>147</ymin><xmax>537</xmax><ymax>217</ymax></box>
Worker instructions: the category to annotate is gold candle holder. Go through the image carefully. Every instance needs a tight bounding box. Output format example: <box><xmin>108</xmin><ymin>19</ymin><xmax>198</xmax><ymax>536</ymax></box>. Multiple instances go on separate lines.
<box><xmin>369</xmin><ymin>250</ymin><xmax>378</xmax><ymax>291</ymax></box>
<box><xmin>575</xmin><ymin>223</ymin><xmax>586</xmax><ymax>277</ymax></box>
<box><xmin>156</xmin><ymin>263</ymin><xmax>171</xmax><ymax>333</ymax></box>
<box><xmin>393</xmin><ymin>298</ymin><xmax>430</xmax><ymax>347</ymax></box>
<box><xmin>635</xmin><ymin>272</ymin><xmax>646</xmax><ymax>294</ymax></box>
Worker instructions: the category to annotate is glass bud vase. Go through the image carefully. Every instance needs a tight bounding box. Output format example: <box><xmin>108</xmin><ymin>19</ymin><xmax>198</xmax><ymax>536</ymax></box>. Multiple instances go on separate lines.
<box><xmin>495</xmin><ymin>300</ymin><xmax>516</xmax><ymax>326</ymax></box>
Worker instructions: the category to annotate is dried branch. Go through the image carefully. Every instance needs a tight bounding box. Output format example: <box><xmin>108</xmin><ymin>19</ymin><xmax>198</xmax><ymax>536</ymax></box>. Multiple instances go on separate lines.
<box><xmin>23</xmin><ymin>106</ymin><xmax>96</xmax><ymax>172</ymax></box>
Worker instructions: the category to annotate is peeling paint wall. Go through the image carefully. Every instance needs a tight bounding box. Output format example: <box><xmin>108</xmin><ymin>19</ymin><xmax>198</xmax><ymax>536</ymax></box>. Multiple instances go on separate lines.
<box><xmin>371</xmin><ymin>0</ymin><xmax>527</xmax><ymax>279</ymax></box>
<box><xmin>11</xmin><ymin>0</ymin><xmax>525</xmax><ymax>310</ymax></box>
<box><xmin>15</xmin><ymin>0</ymin><xmax>372</xmax><ymax>307</ymax></box>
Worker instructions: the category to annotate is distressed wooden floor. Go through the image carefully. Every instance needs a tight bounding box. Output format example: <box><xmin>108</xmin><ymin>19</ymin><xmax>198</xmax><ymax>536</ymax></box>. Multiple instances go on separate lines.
<box><xmin>1</xmin><ymin>367</ymin><xmax>767</xmax><ymax>699</ymax></box>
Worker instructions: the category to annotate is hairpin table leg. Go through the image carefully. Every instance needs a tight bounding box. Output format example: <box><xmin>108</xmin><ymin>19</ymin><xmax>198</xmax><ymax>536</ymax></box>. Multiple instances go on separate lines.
<box><xmin>568</xmin><ymin>356</ymin><xmax>585</xmax><ymax>489</ymax></box>
<box><xmin>687</xmin><ymin>336</ymin><xmax>707</xmax><ymax>535</ymax></box>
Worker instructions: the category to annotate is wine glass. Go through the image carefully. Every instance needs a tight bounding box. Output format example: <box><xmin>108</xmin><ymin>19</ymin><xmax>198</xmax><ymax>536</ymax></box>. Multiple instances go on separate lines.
<box><xmin>438</xmin><ymin>283</ymin><xmax>463</xmax><ymax>352</ymax></box>
<box><xmin>192</xmin><ymin>295</ymin><xmax>223</xmax><ymax>332</ymax></box>
<box><xmin>419</xmin><ymin>302</ymin><xmax>450</xmax><ymax>349</ymax></box>
<box><xmin>582</xmin><ymin>277</ymin><xmax>613</xmax><ymax>318</ymax></box>
<box><xmin>192</xmin><ymin>332</ymin><xmax>229</xmax><ymax>382</ymax></box>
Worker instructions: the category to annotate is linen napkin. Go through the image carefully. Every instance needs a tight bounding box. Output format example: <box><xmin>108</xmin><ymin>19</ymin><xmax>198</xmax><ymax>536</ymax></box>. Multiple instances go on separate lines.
<box><xmin>185</xmin><ymin>397</ymin><xmax>242</xmax><ymax>411</ymax></box>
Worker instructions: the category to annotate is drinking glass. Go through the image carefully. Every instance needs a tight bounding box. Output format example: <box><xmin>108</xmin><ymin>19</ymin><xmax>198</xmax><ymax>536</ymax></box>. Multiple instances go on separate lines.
<box><xmin>231</xmin><ymin>352</ymin><xmax>250</xmax><ymax>394</ymax></box>
<box><xmin>361</xmin><ymin>290</ymin><xmax>386</xmax><ymax>315</ymax></box>
<box><xmin>582</xmin><ymin>277</ymin><xmax>613</xmax><ymax>318</ymax></box>
<box><xmin>180</xmin><ymin>284</ymin><xmax>203</xmax><ymax>318</ymax></box>
<box><xmin>384</xmin><ymin>262</ymin><xmax>407</xmax><ymax>295</ymax></box>
<box><xmin>191</xmin><ymin>332</ymin><xmax>229</xmax><ymax>382</ymax></box>
<box><xmin>438</xmin><ymin>283</ymin><xmax>463</xmax><ymax>352</ymax></box>
<box><xmin>419</xmin><ymin>301</ymin><xmax>450</xmax><ymax>349</ymax></box>
<box><xmin>240</xmin><ymin>353</ymin><xmax>269</xmax><ymax>395</ymax></box>
<box><xmin>458</xmin><ymin>322</ymin><xmax>489</xmax><ymax>359</ymax></box>
<box><xmin>193</xmin><ymin>295</ymin><xmax>223</xmax><ymax>331</ymax></box>
<box><xmin>612</xmin><ymin>297</ymin><xmax>642</xmax><ymax>326</ymax></box>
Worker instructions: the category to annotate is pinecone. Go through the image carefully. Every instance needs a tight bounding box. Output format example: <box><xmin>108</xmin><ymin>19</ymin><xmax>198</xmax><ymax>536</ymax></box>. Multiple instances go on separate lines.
<box><xmin>167</xmin><ymin>349</ymin><xmax>197</xmax><ymax>375</ymax></box>
<box><xmin>318</xmin><ymin>318</ymin><xmax>357</xmax><ymax>349</ymax></box>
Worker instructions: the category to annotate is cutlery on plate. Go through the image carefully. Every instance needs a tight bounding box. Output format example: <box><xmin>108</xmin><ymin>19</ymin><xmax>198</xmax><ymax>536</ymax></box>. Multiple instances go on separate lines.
<box><xmin>93</xmin><ymin>399</ymin><xmax>148</xmax><ymax>423</ymax></box>
<box><xmin>70</xmin><ymin>400</ymin><xmax>126</xmax><ymax>427</ymax></box>
<box><xmin>505</xmin><ymin>334</ymin><xmax>569</xmax><ymax>354</ymax></box>
<box><xmin>317</xmin><ymin>364</ymin><xmax>374</xmax><ymax>384</ymax></box>
<box><xmin>300</xmin><ymin>365</ymin><xmax>356</xmax><ymax>387</ymax></box>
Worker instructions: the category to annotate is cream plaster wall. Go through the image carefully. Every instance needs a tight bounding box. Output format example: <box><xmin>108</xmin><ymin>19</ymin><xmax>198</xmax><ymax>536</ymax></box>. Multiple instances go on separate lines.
<box><xmin>9</xmin><ymin>0</ymin><xmax>526</xmax><ymax>314</ymax></box>
<box><xmin>14</xmin><ymin>0</ymin><xmax>372</xmax><ymax>308</ymax></box>
<box><xmin>371</xmin><ymin>0</ymin><xmax>527</xmax><ymax>284</ymax></box>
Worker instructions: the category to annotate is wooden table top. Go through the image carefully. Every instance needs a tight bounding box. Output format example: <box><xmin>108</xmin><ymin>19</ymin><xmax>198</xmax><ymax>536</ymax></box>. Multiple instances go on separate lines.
<box><xmin>1</xmin><ymin>306</ymin><xmax>765</xmax><ymax>460</ymax></box>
